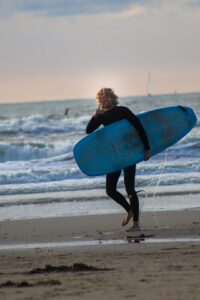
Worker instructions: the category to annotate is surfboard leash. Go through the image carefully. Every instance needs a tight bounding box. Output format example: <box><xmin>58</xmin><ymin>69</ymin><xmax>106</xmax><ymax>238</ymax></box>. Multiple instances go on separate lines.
<box><xmin>137</xmin><ymin>149</ymin><xmax>169</xmax><ymax>228</ymax></box>
<box><xmin>151</xmin><ymin>149</ymin><xmax>169</xmax><ymax>228</ymax></box>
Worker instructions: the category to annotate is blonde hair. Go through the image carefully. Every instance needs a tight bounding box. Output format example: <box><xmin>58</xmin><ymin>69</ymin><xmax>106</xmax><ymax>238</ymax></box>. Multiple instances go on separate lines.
<box><xmin>96</xmin><ymin>88</ymin><xmax>119</xmax><ymax>106</ymax></box>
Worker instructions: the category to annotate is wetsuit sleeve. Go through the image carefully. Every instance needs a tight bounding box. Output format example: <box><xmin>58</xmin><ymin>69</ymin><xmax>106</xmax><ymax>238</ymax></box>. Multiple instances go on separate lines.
<box><xmin>124</xmin><ymin>108</ymin><xmax>150</xmax><ymax>151</ymax></box>
<box><xmin>86</xmin><ymin>115</ymin><xmax>102</xmax><ymax>134</ymax></box>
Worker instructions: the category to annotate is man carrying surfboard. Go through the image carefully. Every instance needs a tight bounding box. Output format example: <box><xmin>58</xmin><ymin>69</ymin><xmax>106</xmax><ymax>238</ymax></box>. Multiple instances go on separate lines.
<box><xmin>86</xmin><ymin>88</ymin><xmax>150</xmax><ymax>231</ymax></box>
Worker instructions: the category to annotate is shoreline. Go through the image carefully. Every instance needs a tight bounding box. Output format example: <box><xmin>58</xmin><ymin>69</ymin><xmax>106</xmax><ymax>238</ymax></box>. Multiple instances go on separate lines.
<box><xmin>0</xmin><ymin>209</ymin><xmax>199</xmax><ymax>246</ymax></box>
<box><xmin>1</xmin><ymin>190</ymin><xmax>200</xmax><ymax>222</ymax></box>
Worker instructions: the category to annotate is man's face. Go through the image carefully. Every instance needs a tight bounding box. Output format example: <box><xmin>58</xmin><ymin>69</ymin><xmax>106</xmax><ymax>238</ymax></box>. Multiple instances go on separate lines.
<box><xmin>100</xmin><ymin>94</ymin><xmax>113</xmax><ymax>109</ymax></box>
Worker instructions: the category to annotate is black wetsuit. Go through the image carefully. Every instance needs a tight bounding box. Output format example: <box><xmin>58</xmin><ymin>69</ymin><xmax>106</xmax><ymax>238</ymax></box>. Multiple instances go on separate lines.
<box><xmin>86</xmin><ymin>106</ymin><xmax>150</xmax><ymax>222</ymax></box>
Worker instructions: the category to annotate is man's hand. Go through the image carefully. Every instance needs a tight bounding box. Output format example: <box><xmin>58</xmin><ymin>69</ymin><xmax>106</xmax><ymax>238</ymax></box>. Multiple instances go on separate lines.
<box><xmin>144</xmin><ymin>150</ymin><xmax>151</xmax><ymax>161</ymax></box>
<box><xmin>94</xmin><ymin>106</ymin><xmax>104</xmax><ymax>116</ymax></box>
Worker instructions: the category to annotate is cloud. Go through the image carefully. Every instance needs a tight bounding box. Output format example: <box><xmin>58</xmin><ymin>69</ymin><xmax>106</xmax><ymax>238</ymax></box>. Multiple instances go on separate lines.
<box><xmin>0</xmin><ymin>0</ymin><xmax>149</xmax><ymax>18</ymax></box>
<box><xmin>0</xmin><ymin>0</ymin><xmax>199</xmax><ymax>18</ymax></box>
<box><xmin>184</xmin><ymin>0</ymin><xmax>200</xmax><ymax>7</ymax></box>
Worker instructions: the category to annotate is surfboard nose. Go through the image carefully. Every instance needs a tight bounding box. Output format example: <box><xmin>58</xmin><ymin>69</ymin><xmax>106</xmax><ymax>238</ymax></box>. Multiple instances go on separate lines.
<box><xmin>178</xmin><ymin>106</ymin><xmax>197</xmax><ymax>127</ymax></box>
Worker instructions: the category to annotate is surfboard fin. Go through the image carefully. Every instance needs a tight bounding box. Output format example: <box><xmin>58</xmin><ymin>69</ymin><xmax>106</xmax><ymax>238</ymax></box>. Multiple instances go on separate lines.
<box><xmin>178</xmin><ymin>105</ymin><xmax>187</xmax><ymax>112</ymax></box>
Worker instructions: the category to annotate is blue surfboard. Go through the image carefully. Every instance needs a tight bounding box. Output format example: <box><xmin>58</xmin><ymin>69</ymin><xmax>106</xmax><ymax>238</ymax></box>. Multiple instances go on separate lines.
<box><xmin>73</xmin><ymin>106</ymin><xmax>197</xmax><ymax>176</ymax></box>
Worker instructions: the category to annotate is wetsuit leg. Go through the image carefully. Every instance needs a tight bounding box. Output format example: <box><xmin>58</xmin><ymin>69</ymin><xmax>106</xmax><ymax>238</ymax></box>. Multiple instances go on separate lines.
<box><xmin>106</xmin><ymin>170</ymin><xmax>131</xmax><ymax>213</ymax></box>
<box><xmin>124</xmin><ymin>165</ymin><xmax>139</xmax><ymax>222</ymax></box>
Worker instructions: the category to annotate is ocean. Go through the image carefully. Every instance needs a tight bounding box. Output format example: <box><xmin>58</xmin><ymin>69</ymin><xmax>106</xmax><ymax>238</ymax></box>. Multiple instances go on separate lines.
<box><xmin>0</xmin><ymin>93</ymin><xmax>199</xmax><ymax>221</ymax></box>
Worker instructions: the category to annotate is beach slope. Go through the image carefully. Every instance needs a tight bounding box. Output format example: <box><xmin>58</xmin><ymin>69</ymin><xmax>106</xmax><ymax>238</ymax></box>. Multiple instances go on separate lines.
<box><xmin>0</xmin><ymin>210</ymin><xmax>200</xmax><ymax>299</ymax></box>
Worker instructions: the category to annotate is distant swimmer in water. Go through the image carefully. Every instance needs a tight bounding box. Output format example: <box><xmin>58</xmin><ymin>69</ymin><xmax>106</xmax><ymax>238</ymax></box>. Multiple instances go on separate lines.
<box><xmin>86</xmin><ymin>88</ymin><xmax>150</xmax><ymax>231</ymax></box>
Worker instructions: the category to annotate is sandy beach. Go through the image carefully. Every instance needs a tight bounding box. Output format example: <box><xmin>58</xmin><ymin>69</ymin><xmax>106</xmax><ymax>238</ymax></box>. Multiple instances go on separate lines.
<box><xmin>0</xmin><ymin>209</ymin><xmax>200</xmax><ymax>299</ymax></box>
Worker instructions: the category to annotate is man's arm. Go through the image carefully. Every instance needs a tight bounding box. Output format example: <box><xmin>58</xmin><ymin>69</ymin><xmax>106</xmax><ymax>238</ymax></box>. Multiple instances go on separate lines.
<box><xmin>86</xmin><ymin>114</ymin><xmax>102</xmax><ymax>134</ymax></box>
<box><xmin>124</xmin><ymin>107</ymin><xmax>150</xmax><ymax>160</ymax></box>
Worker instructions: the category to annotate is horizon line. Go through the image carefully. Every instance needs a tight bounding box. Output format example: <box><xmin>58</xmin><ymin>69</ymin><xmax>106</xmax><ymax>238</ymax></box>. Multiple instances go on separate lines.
<box><xmin>0</xmin><ymin>90</ymin><xmax>199</xmax><ymax>105</ymax></box>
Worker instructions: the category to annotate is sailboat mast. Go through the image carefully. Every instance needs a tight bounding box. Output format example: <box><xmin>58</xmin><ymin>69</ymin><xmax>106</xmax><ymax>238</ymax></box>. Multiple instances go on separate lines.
<box><xmin>147</xmin><ymin>72</ymin><xmax>151</xmax><ymax>96</ymax></box>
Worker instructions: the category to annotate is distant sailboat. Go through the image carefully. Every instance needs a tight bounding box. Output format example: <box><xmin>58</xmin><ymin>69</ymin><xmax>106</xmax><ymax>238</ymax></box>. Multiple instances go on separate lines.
<box><xmin>147</xmin><ymin>72</ymin><xmax>152</xmax><ymax>97</ymax></box>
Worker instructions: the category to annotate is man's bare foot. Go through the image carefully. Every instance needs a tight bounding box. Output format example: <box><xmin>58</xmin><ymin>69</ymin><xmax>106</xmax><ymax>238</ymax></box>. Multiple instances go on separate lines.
<box><xmin>122</xmin><ymin>210</ymin><xmax>133</xmax><ymax>226</ymax></box>
<box><xmin>126</xmin><ymin>223</ymin><xmax>140</xmax><ymax>232</ymax></box>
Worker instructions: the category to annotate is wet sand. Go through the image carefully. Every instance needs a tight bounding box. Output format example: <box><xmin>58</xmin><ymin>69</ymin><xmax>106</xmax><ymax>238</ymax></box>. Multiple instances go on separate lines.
<box><xmin>0</xmin><ymin>210</ymin><xmax>200</xmax><ymax>299</ymax></box>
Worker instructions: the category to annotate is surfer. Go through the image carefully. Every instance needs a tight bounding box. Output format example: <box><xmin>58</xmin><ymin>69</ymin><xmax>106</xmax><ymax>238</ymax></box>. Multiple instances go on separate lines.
<box><xmin>86</xmin><ymin>88</ymin><xmax>150</xmax><ymax>231</ymax></box>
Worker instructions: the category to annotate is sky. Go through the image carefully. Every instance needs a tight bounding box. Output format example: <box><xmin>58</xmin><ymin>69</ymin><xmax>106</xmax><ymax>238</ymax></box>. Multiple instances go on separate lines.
<box><xmin>0</xmin><ymin>0</ymin><xmax>200</xmax><ymax>103</ymax></box>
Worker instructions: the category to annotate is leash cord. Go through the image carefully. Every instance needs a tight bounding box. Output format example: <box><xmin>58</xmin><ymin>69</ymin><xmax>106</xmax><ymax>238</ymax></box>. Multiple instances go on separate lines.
<box><xmin>138</xmin><ymin>149</ymin><xmax>168</xmax><ymax>227</ymax></box>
